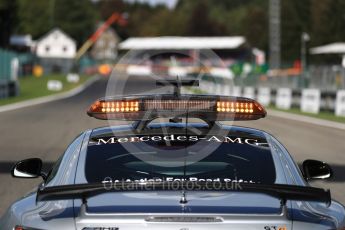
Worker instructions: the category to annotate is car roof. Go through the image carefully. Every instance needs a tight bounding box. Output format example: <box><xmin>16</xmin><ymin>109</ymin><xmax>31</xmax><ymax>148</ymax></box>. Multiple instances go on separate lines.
<box><xmin>90</xmin><ymin>122</ymin><xmax>267</xmax><ymax>139</ymax></box>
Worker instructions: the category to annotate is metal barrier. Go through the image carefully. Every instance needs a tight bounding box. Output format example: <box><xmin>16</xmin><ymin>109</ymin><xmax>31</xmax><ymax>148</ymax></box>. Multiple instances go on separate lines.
<box><xmin>0</xmin><ymin>48</ymin><xmax>26</xmax><ymax>99</ymax></box>
<box><xmin>198</xmin><ymin>77</ymin><xmax>345</xmax><ymax>117</ymax></box>
<box><xmin>0</xmin><ymin>80</ymin><xmax>9</xmax><ymax>99</ymax></box>
<box><xmin>0</xmin><ymin>49</ymin><xmax>16</xmax><ymax>81</ymax></box>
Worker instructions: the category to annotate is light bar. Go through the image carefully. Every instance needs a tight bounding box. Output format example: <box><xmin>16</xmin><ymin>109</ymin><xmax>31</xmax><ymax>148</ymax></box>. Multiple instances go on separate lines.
<box><xmin>87</xmin><ymin>95</ymin><xmax>267</xmax><ymax>121</ymax></box>
<box><xmin>217</xmin><ymin>101</ymin><xmax>255</xmax><ymax>113</ymax></box>
<box><xmin>145</xmin><ymin>100</ymin><xmax>213</xmax><ymax>111</ymax></box>
<box><xmin>87</xmin><ymin>99</ymin><xmax>140</xmax><ymax>120</ymax></box>
<box><xmin>99</xmin><ymin>101</ymin><xmax>139</xmax><ymax>112</ymax></box>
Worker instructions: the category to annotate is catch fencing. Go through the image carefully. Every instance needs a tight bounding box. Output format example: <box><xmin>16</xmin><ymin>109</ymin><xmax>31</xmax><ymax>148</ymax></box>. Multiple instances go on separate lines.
<box><xmin>115</xmin><ymin>63</ymin><xmax>345</xmax><ymax>117</ymax></box>
<box><xmin>233</xmin><ymin>65</ymin><xmax>345</xmax><ymax>91</ymax></box>
<box><xmin>201</xmin><ymin>65</ymin><xmax>345</xmax><ymax>117</ymax></box>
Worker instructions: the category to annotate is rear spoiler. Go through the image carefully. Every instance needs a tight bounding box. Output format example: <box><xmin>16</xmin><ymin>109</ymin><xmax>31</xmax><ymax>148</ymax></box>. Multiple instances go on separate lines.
<box><xmin>37</xmin><ymin>181</ymin><xmax>331</xmax><ymax>207</ymax></box>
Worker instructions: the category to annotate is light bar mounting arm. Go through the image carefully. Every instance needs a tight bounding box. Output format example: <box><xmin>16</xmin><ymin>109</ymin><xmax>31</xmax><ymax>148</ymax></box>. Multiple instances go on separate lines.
<box><xmin>156</xmin><ymin>79</ymin><xmax>199</xmax><ymax>98</ymax></box>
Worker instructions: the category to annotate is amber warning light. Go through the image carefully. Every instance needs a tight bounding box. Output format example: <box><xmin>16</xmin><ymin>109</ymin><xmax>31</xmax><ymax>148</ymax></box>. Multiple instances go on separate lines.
<box><xmin>87</xmin><ymin>95</ymin><xmax>267</xmax><ymax>121</ymax></box>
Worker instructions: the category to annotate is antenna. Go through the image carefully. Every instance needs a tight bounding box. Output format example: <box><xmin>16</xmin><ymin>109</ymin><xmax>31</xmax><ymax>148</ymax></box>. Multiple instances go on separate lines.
<box><xmin>180</xmin><ymin>190</ymin><xmax>188</xmax><ymax>204</ymax></box>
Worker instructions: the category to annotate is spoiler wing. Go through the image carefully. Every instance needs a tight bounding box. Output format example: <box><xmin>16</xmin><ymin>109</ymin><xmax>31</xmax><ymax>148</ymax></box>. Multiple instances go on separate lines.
<box><xmin>37</xmin><ymin>181</ymin><xmax>331</xmax><ymax>206</ymax></box>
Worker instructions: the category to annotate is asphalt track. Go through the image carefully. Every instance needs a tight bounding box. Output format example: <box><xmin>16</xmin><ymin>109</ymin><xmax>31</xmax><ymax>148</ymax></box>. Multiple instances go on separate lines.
<box><xmin>0</xmin><ymin>75</ymin><xmax>344</xmax><ymax>216</ymax></box>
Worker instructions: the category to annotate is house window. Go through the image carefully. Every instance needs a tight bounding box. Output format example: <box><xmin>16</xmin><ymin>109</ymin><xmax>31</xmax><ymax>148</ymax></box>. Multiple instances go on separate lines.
<box><xmin>45</xmin><ymin>46</ymin><xmax>50</xmax><ymax>52</ymax></box>
<box><xmin>98</xmin><ymin>40</ymin><xmax>105</xmax><ymax>48</ymax></box>
<box><xmin>63</xmin><ymin>46</ymin><xmax>68</xmax><ymax>52</ymax></box>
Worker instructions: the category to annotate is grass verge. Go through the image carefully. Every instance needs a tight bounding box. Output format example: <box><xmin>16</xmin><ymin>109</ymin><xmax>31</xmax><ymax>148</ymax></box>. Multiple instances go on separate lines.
<box><xmin>269</xmin><ymin>106</ymin><xmax>345</xmax><ymax>124</ymax></box>
<box><xmin>0</xmin><ymin>74</ymin><xmax>90</xmax><ymax>106</ymax></box>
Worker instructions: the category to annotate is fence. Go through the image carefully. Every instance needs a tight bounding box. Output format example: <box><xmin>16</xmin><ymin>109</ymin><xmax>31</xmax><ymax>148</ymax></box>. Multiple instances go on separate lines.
<box><xmin>112</xmin><ymin>62</ymin><xmax>345</xmax><ymax>117</ymax></box>
<box><xmin>308</xmin><ymin>66</ymin><xmax>345</xmax><ymax>91</ymax></box>
<box><xmin>233</xmin><ymin>65</ymin><xmax>345</xmax><ymax>91</ymax></box>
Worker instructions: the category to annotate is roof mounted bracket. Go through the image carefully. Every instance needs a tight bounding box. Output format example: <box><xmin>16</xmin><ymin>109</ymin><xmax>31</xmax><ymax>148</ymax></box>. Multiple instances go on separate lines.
<box><xmin>156</xmin><ymin>78</ymin><xmax>199</xmax><ymax>98</ymax></box>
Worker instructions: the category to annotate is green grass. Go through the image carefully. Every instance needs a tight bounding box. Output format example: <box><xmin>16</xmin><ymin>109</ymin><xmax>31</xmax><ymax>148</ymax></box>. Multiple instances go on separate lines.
<box><xmin>186</xmin><ymin>87</ymin><xmax>206</xmax><ymax>94</ymax></box>
<box><xmin>269</xmin><ymin>106</ymin><xmax>345</xmax><ymax>124</ymax></box>
<box><xmin>0</xmin><ymin>74</ymin><xmax>90</xmax><ymax>106</ymax></box>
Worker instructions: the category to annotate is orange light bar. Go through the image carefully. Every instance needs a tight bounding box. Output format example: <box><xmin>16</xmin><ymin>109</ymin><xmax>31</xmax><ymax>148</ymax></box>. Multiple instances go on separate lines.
<box><xmin>87</xmin><ymin>99</ymin><xmax>140</xmax><ymax>119</ymax></box>
<box><xmin>217</xmin><ymin>101</ymin><xmax>255</xmax><ymax>113</ymax></box>
<box><xmin>214</xmin><ymin>99</ymin><xmax>266</xmax><ymax>121</ymax></box>
<box><xmin>87</xmin><ymin>96</ymin><xmax>267</xmax><ymax>121</ymax></box>
<box><xmin>91</xmin><ymin>100</ymin><xmax>139</xmax><ymax>112</ymax></box>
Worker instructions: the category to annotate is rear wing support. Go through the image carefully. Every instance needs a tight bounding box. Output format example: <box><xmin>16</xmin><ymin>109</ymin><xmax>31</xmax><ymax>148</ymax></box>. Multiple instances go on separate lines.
<box><xmin>76</xmin><ymin>195</ymin><xmax>290</xmax><ymax>219</ymax></box>
<box><xmin>280</xmin><ymin>198</ymin><xmax>289</xmax><ymax>217</ymax></box>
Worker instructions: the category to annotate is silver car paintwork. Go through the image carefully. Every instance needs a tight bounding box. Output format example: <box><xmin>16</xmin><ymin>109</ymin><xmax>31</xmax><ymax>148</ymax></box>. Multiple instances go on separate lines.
<box><xmin>1</xmin><ymin>124</ymin><xmax>345</xmax><ymax>230</ymax></box>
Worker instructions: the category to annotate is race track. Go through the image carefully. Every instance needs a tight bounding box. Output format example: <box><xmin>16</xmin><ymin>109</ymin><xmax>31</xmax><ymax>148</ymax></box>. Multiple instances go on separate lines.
<box><xmin>0</xmin><ymin>75</ymin><xmax>344</xmax><ymax>215</ymax></box>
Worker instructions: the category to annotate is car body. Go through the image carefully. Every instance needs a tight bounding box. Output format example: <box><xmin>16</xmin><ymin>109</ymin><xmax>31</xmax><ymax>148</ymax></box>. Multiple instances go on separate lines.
<box><xmin>1</xmin><ymin>89</ymin><xmax>345</xmax><ymax>230</ymax></box>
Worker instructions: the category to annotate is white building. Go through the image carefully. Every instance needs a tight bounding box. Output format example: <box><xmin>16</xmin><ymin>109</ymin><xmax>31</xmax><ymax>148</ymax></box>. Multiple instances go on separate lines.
<box><xmin>118</xmin><ymin>37</ymin><xmax>248</xmax><ymax>78</ymax></box>
<box><xmin>36</xmin><ymin>28</ymin><xmax>76</xmax><ymax>58</ymax></box>
<box><xmin>91</xmin><ymin>26</ymin><xmax>120</xmax><ymax>61</ymax></box>
<box><xmin>35</xmin><ymin>28</ymin><xmax>76</xmax><ymax>74</ymax></box>
<box><xmin>119</xmin><ymin>36</ymin><xmax>246</xmax><ymax>50</ymax></box>
<box><xmin>310</xmin><ymin>42</ymin><xmax>345</xmax><ymax>67</ymax></box>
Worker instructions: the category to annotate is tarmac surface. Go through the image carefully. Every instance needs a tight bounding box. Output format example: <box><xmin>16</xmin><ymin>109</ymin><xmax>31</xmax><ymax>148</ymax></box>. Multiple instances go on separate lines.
<box><xmin>0</xmin><ymin>75</ymin><xmax>344</xmax><ymax>215</ymax></box>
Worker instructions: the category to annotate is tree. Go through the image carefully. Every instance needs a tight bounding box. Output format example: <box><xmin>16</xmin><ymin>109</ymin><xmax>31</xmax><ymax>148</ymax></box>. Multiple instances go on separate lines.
<box><xmin>241</xmin><ymin>3</ymin><xmax>268</xmax><ymax>50</ymax></box>
<box><xmin>17</xmin><ymin>0</ymin><xmax>51</xmax><ymax>38</ymax></box>
<box><xmin>54</xmin><ymin>0</ymin><xmax>99</xmax><ymax>46</ymax></box>
<box><xmin>185</xmin><ymin>0</ymin><xmax>226</xmax><ymax>36</ymax></box>
<box><xmin>15</xmin><ymin>0</ymin><xmax>99</xmax><ymax>46</ymax></box>
<box><xmin>320</xmin><ymin>0</ymin><xmax>345</xmax><ymax>43</ymax></box>
<box><xmin>7</xmin><ymin>0</ymin><xmax>345</xmax><ymax>65</ymax></box>
<box><xmin>310</xmin><ymin>0</ymin><xmax>345</xmax><ymax>64</ymax></box>
<box><xmin>0</xmin><ymin>0</ymin><xmax>18</xmax><ymax>47</ymax></box>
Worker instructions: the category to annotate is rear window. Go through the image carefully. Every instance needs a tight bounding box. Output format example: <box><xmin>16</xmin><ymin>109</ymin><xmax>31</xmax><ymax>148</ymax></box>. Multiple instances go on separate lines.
<box><xmin>85</xmin><ymin>134</ymin><xmax>276</xmax><ymax>184</ymax></box>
